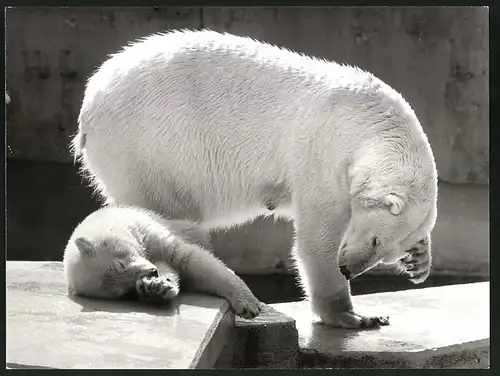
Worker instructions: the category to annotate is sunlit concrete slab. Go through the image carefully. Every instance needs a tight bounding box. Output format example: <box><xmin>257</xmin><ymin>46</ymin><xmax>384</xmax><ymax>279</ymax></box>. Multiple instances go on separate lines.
<box><xmin>272</xmin><ymin>282</ymin><xmax>489</xmax><ymax>368</ymax></box>
<box><xmin>7</xmin><ymin>261</ymin><xmax>234</xmax><ymax>369</ymax></box>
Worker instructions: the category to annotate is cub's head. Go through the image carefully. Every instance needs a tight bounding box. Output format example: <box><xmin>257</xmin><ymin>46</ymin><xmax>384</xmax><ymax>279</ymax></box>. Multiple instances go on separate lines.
<box><xmin>63</xmin><ymin>234</ymin><xmax>159</xmax><ymax>299</ymax></box>
<box><xmin>338</xmin><ymin>153</ymin><xmax>438</xmax><ymax>280</ymax></box>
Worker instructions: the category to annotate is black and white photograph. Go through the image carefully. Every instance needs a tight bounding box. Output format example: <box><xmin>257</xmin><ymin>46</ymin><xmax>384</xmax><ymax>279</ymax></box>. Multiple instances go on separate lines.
<box><xmin>5</xmin><ymin>6</ymin><xmax>489</xmax><ymax>369</ymax></box>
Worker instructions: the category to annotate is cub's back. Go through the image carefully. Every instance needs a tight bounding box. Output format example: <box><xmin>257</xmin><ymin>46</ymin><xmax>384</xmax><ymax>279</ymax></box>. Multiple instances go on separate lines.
<box><xmin>68</xmin><ymin>206</ymin><xmax>156</xmax><ymax>241</ymax></box>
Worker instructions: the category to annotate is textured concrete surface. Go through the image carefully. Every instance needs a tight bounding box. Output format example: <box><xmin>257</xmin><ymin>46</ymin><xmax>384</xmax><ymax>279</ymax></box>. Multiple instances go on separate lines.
<box><xmin>271</xmin><ymin>282</ymin><xmax>489</xmax><ymax>368</ymax></box>
<box><xmin>6</xmin><ymin>7</ymin><xmax>488</xmax><ymax>184</ymax></box>
<box><xmin>7</xmin><ymin>261</ymin><xmax>234</xmax><ymax>369</ymax></box>
<box><xmin>215</xmin><ymin>305</ymin><xmax>299</xmax><ymax>368</ymax></box>
<box><xmin>7</xmin><ymin>159</ymin><xmax>489</xmax><ymax>282</ymax></box>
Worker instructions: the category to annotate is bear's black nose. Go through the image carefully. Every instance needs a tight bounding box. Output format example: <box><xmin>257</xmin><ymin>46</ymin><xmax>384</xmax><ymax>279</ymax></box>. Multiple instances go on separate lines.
<box><xmin>339</xmin><ymin>265</ymin><xmax>351</xmax><ymax>280</ymax></box>
<box><xmin>148</xmin><ymin>268</ymin><xmax>159</xmax><ymax>278</ymax></box>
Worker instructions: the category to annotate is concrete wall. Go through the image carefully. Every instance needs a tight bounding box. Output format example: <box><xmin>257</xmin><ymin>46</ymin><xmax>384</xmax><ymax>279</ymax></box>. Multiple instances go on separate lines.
<box><xmin>6</xmin><ymin>7</ymin><xmax>488</xmax><ymax>183</ymax></box>
<box><xmin>6</xmin><ymin>7</ymin><xmax>489</xmax><ymax>279</ymax></box>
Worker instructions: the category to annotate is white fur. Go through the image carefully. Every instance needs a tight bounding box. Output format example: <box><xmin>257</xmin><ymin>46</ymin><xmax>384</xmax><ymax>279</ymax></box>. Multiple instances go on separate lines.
<box><xmin>63</xmin><ymin>205</ymin><xmax>261</xmax><ymax>318</ymax></box>
<box><xmin>73</xmin><ymin>30</ymin><xmax>438</xmax><ymax>328</ymax></box>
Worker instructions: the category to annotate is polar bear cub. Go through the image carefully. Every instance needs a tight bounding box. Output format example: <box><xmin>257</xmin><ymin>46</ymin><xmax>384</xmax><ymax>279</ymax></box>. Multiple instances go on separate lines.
<box><xmin>73</xmin><ymin>29</ymin><xmax>438</xmax><ymax>329</ymax></box>
<box><xmin>63</xmin><ymin>206</ymin><xmax>262</xmax><ymax>318</ymax></box>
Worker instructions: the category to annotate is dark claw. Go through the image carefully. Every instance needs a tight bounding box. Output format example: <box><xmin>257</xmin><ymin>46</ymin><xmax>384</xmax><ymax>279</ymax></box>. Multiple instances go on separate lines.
<box><xmin>401</xmin><ymin>254</ymin><xmax>412</xmax><ymax>262</ymax></box>
<box><xmin>360</xmin><ymin>316</ymin><xmax>390</xmax><ymax>329</ymax></box>
<box><xmin>378</xmin><ymin>316</ymin><xmax>390</xmax><ymax>326</ymax></box>
<box><xmin>265</xmin><ymin>201</ymin><xmax>277</xmax><ymax>211</ymax></box>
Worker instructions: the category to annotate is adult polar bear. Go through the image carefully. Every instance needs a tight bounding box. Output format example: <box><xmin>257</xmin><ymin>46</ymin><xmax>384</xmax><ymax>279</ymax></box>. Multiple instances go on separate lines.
<box><xmin>73</xmin><ymin>30</ymin><xmax>438</xmax><ymax>329</ymax></box>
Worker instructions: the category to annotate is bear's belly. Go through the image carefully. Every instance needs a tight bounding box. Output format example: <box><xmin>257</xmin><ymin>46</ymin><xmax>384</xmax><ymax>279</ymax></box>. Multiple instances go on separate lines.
<box><xmin>197</xmin><ymin>180</ymin><xmax>294</xmax><ymax>229</ymax></box>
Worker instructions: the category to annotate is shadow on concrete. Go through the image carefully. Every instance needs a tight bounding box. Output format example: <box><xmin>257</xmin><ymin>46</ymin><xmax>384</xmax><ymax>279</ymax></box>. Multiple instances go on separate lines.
<box><xmin>67</xmin><ymin>293</ymin><xmax>182</xmax><ymax>317</ymax></box>
<box><xmin>240</xmin><ymin>273</ymin><xmax>489</xmax><ymax>304</ymax></box>
<box><xmin>7</xmin><ymin>362</ymin><xmax>55</xmax><ymax>369</ymax></box>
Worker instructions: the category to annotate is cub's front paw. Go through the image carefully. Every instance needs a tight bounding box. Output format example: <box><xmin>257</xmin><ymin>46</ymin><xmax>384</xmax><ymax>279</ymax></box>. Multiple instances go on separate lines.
<box><xmin>227</xmin><ymin>288</ymin><xmax>263</xmax><ymax>319</ymax></box>
<box><xmin>322</xmin><ymin>311</ymin><xmax>390</xmax><ymax>329</ymax></box>
<box><xmin>136</xmin><ymin>275</ymin><xmax>179</xmax><ymax>303</ymax></box>
<box><xmin>402</xmin><ymin>238</ymin><xmax>431</xmax><ymax>284</ymax></box>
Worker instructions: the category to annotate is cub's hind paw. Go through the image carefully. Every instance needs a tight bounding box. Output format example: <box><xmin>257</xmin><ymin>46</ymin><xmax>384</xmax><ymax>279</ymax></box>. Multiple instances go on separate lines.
<box><xmin>136</xmin><ymin>275</ymin><xmax>179</xmax><ymax>303</ymax></box>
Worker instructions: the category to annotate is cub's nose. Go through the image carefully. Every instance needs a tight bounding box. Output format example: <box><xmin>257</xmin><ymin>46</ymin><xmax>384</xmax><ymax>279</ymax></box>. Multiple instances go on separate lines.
<box><xmin>147</xmin><ymin>268</ymin><xmax>159</xmax><ymax>278</ymax></box>
<box><xmin>339</xmin><ymin>265</ymin><xmax>351</xmax><ymax>280</ymax></box>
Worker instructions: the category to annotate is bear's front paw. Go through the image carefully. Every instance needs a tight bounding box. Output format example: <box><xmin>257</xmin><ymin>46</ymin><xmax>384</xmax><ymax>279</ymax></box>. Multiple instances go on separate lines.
<box><xmin>402</xmin><ymin>238</ymin><xmax>431</xmax><ymax>284</ymax></box>
<box><xmin>136</xmin><ymin>275</ymin><xmax>179</xmax><ymax>303</ymax></box>
<box><xmin>226</xmin><ymin>288</ymin><xmax>263</xmax><ymax>319</ymax></box>
<box><xmin>322</xmin><ymin>311</ymin><xmax>390</xmax><ymax>329</ymax></box>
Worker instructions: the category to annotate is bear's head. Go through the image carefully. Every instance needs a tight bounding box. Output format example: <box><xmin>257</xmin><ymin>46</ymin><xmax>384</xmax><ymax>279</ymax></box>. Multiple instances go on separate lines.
<box><xmin>63</xmin><ymin>234</ymin><xmax>159</xmax><ymax>299</ymax></box>
<box><xmin>338</xmin><ymin>142</ymin><xmax>438</xmax><ymax>281</ymax></box>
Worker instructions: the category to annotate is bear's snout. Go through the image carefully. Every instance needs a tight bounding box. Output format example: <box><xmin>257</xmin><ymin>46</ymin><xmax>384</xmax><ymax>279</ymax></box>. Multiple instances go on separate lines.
<box><xmin>129</xmin><ymin>259</ymin><xmax>159</xmax><ymax>279</ymax></box>
<box><xmin>339</xmin><ymin>265</ymin><xmax>351</xmax><ymax>280</ymax></box>
<box><xmin>137</xmin><ymin>266</ymin><xmax>158</xmax><ymax>279</ymax></box>
<box><xmin>147</xmin><ymin>267</ymin><xmax>159</xmax><ymax>278</ymax></box>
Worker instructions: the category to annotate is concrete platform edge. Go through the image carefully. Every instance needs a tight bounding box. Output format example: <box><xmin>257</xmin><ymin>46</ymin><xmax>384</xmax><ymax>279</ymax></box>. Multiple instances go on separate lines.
<box><xmin>189</xmin><ymin>301</ymin><xmax>235</xmax><ymax>369</ymax></box>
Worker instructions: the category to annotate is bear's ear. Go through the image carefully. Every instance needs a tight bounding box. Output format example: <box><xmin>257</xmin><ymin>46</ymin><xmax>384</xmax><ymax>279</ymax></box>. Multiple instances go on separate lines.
<box><xmin>74</xmin><ymin>237</ymin><xmax>95</xmax><ymax>258</ymax></box>
<box><xmin>384</xmin><ymin>193</ymin><xmax>405</xmax><ymax>215</ymax></box>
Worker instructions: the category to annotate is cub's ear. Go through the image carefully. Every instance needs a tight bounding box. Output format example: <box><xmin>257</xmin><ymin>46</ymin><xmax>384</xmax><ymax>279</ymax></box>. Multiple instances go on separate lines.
<box><xmin>74</xmin><ymin>237</ymin><xmax>95</xmax><ymax>258</ymax></box>
<box><xmin>384</xmin><ymin>193</ymin><xmax>405</xmax><ymax>215</ymax></box>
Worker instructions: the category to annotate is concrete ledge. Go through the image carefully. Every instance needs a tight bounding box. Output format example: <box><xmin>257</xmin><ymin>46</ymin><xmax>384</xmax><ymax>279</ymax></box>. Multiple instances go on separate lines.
<box><xmin>7</xmin><ymin>261</ymin><xmax>234</xmax><ymax>369</ymax></box>
<box><xmin>271</xmin><ymin>282</ymin><xmax>489</xmax><ymax>369</ymax></box>
<box><xmin>215</xmin><ymin>305</ymin><xmax>299</xmax><ymax>369</ymax></box>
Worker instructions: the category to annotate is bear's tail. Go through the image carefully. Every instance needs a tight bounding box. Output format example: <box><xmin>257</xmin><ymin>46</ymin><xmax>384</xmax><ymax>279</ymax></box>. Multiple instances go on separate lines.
<box><xmin>69</xmin><ymin>129</ymin><xmax>109</xmax><ymax>204</ymax></box>
<box><xmin>69</xmin><ymin>130</ymin><xmax>87</xmax><ymax>164</ymax></box>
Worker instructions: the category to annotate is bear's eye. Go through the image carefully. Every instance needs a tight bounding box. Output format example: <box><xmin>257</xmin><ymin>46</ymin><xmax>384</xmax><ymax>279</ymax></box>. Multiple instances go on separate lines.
<box><xmin>117</xmin><ymin>261</ymin><xmax>126</xmax><ymax>270</ymax></box>
<box><xmin>371</xmin><ymin>236</ymin><xmax>379</xmax><ymax>248</ymax></box>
